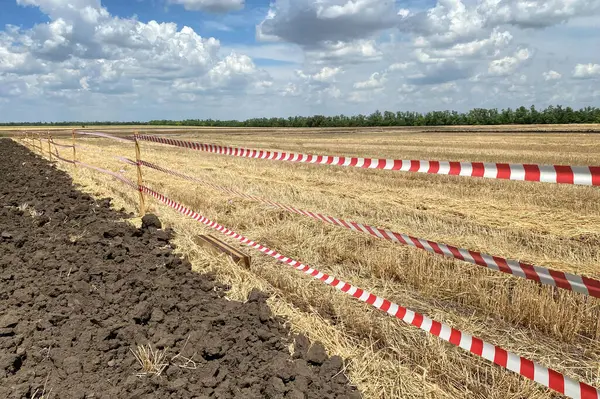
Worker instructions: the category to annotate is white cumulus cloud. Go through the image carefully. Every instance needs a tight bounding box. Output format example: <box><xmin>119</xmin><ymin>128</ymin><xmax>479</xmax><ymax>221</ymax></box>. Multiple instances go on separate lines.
<box><xmin>543</xmin><ymin>70</ymin><xmax>562</xmax><ymax>81</ymax></box>
<box><xmin>1</xmin><ymin>0</ymin><xmax>268</xmax><ymax>101</ymax></box>
<box><xmin>297</xmin><ymin>66</ymin><xmax>342</xmax><ymax>83</ymax></box>
<box><xmin>488</xmin><ymin>48</ymin><xmax>531</xmax><ymax>76</ymax></box>
<box><xmin>573</xmin><ymin>63</ymin><xmax>600</xmax><ymax>79</ymax></box>
<box><xmin>305</xmin><ymin>39</ymin><xmax>382</xmax><ymax>64</ymax></box>
<box><xmin>353</xmin><ymin>72</ymin><xmax>386</xmax><ymax>90</ymax></box>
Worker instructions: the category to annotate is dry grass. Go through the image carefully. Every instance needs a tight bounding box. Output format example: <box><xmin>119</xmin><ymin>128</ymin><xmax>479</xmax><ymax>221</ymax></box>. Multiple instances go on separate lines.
<box><xmin>22</xmin><ymin>128</ymin><xmax>600</xmax><ymax>399</ymax></box>
<box><xmin>32</xmin><ymin>374</ymin><xmax>53</xmax><ymax>399</ymax></box>
<box><xmin>14</xmin><ymin>202</ymin><xmax>44</xmax><ymax>218</ymax></box>
<box><xmin>130</xmin><ymin>344</ymin><xmax>169</xmax><ymax>377</ymax></box>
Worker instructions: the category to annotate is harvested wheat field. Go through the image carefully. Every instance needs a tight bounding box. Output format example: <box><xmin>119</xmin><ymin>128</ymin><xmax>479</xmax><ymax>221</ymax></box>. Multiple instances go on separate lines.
<box><xmin>19</xmin><ymin>128</ymin><xmax>600</xmax><ymax>399</ymax></box>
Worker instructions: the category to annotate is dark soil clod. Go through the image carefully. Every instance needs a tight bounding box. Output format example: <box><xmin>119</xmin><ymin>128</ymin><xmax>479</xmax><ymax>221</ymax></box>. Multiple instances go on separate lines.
<box><xmin>142</xmin><ymin>213</ymin><xmax>162</xmax><ymax>229</ymax></box>
<box><xmin>0</xmin><ymin>139</ymin><xmax>362</xmax><ymax>399</ymax></box>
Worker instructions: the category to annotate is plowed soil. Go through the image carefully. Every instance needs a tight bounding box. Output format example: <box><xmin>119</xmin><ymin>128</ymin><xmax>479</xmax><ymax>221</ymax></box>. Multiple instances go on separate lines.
<box><xmin>0</xmin><ymin>139</ymin><xmax>362</xmax><ymax>399</ymax></box>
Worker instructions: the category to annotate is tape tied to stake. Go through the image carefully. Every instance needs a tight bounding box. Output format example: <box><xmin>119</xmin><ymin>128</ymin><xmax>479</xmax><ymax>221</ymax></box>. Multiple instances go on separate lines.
<box><xmin>135</xmin><ymin>134</ymin><xmax>600</xmax><ymax>187</ymax></box>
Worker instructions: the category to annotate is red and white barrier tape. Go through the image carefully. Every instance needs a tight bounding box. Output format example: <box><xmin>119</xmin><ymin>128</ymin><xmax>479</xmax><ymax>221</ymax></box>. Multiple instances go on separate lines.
<box><xmin>51</xmin><ymin>146</ymin><xmax>137</xmax><ymax>189</ymax></box>
<box><xmin>135</xmin><ymin>134</ymin><xmax>600</xmax><ymax>187</ymax></box>
<box><xmin>118</xmin><ymin>156</ymin><xmax>138</xmax><ymax>166</ymax></box>
<box><xmin>133</xmin><ymin>158</ymin><xmax>600</xmax><ymax>298</ymax></box>
<box><xmin>75</xmin><ymin>131</ymin><xmax>134</xmax><ymax>143</ymax></box>
<box><xmin>52</xmin><ymin>148</ymin><xmax>75</xmax><ymax>164</ymax></box>
<box><xmin>50</xmin><ymin>140</ymin><xmax>74</xmax><ymax>149</ymax></box>
<box><xmin>139</xmin><ymin>184</ymin><xmax>599</xmax><ymax>399</ymax></box>
<box><xmin>75</xmin><ymin>161</ymin><xmax>137</xmax><ymax>190</ymax></box>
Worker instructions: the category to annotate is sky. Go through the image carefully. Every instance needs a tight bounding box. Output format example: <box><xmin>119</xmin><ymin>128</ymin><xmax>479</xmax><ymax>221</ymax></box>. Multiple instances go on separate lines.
<box><xmin>0</xmin><ymin>0</ymin><xmax>599</xmax><ymax>122</ymax></box>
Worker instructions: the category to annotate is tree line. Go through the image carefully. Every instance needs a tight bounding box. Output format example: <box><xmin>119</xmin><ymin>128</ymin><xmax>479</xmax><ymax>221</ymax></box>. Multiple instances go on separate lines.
<box><xmin>3</xmin><ymin>105</ymin><xmax>600</xmax><ymax>128</ymax></box>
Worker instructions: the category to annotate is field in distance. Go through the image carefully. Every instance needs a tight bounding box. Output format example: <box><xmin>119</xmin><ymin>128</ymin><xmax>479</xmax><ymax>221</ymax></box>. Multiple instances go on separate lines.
<box><xmin>3</xmin><ymin>122</ymin><xmax>600</xmax><ymax>135</ymax></box>
<box><xmin>40</xmin><ymin>128</ymin><xmax>600</xmax><ymax>398</ymax></box>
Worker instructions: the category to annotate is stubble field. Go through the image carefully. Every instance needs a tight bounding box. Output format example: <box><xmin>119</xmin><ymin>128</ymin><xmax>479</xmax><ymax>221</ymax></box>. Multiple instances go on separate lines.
<box><xmin>24</xmin><ymin>128</ymin><xmax>600</xmax><ymax>398</ymax></box>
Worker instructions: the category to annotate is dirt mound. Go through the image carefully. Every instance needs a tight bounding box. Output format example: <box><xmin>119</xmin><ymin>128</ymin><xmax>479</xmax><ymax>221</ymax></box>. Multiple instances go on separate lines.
<box><xmin>0</xmin><ymin>139</ymin><xmax>362</xmax><ymax>399</ymax></box>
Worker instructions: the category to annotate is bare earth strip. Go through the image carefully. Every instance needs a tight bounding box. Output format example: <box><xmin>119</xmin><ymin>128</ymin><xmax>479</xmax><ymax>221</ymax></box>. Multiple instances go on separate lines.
<box><xmin>21</xmin><ymin>127</ymin><xmax>600</xmax><ymax>399</ymax></box>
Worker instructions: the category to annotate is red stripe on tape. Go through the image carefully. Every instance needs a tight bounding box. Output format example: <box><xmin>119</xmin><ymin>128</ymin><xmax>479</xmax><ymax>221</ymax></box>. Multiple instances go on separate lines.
<box><xmin>446</xmin><ymin>162</ymin><xmax>460</xmax><ymax>175</ymax></box>
<box><xmin>523</xmin><ymin>164</ymin><xmax>541</xmax><ymax>182</ymax></box>
<box><xmin>494</xmin><ymin>348</ymin><xmax>508</xmax><ymax>368</ymax></box>
<box><xmin>548</xmin><ymin>270</ymin><xmax>573</xmax><ymax>291</ymax></box>
<box><xmin>549</xmin><ymin>369</ymin><xmax>565</xmax><ymax>394</ymax></box>
<box><xmin>430</xmin><ymin>320</ymin><xmax>442</xmax><ymax>336</ymax></box>
<box><xmin>409</xmin><ymin>160</ymin><xmax>420</xmax><ymax>172</ymax></box>
<box><xmin>496</xmin><ymin>164</ymin><xmax>511</xmax><ymax>180</ymax></box>
<box><xmin>520</xmin><ymin>359</ymin><xmax>535</xmax><ymax>380</ymax></box>
<box><xmin>471</xmin><ymin>162</ymin><xmax>484</xmax><ymax>177</ymax></box>
<box><xmin>555</xmin><ymin>165</ymin><xmax>575</xmax><ymax>184</ymax></box>
<box><xmin>591</xmin><ymin>167</ymin><xmax>600</xmax><ymax>186</ymax></box>
<box><xmin>428</xmin><ymin>161</ymin><xmax>440</xmax><ymax>174</ymax></box>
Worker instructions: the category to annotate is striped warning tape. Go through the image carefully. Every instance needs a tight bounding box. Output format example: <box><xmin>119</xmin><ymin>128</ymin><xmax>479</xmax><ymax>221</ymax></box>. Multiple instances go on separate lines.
<box><xmin>51</xmin><ymin>146</ymin><xmax>137</xmax><ymax>189</ymax></box>
<box><xmin>49</xmin><ymin>140</ymin><xmax>74</xmax><ymax>149</ymax></box>
<box><xmin>51</xmin><ymin>139</ymin><xmax>138</xmax><ymax>164</ymax></box>
<box><xmin>139</xmin><ymin>184</ymin><xmax>599</xmax><ymax>399</ymax></box>
<box><xmin>132</xmin><ymin>158</ymin><xmax>600</xmax><ymax>298</ymax></box>
<box><xmin>75</xmin><ymin>161</ymin><xmax>138</xmax><ymax>190</ymax></box>
<box><xmin>51</xmin><ymin>147</ymin><xmax>75</xmax><ymax>164</ymax></box>
<box><xmin>135</xmin><ymin>134</ymin><xmax>600</xmax><ymax>187</ymax></box>
<box><xmin>75</xmin><ymin>131</ymin><xmax>134</xmax><ymax>143</ymax></box>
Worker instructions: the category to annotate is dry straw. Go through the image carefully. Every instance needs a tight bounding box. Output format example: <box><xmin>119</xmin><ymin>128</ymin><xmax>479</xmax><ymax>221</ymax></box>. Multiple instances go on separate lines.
<box><xmin>30</xmin><ymin>129</ymin><xmax>600</xmax><ymax>399</ymax></box>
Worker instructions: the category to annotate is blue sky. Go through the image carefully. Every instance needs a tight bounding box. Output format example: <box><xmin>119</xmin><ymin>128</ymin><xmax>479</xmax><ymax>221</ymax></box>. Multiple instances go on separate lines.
<box><xmin>0</xmin><ymin>0</ymin><xmax>599</xmax><ymax>122</ymax></box>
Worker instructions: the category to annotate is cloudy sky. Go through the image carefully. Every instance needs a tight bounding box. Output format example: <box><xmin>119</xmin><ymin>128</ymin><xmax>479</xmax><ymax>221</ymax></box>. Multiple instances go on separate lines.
<box><xmin>0</xmin><ymin>0</ymin><xmax>599</xmax><ymax>122</ymax></box>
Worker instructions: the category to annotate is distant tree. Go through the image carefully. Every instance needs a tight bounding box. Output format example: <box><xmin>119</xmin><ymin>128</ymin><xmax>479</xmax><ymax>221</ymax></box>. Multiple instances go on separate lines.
<box><xmin>3</xmin><ymin>105</ymin><xmax>600</xmax><ymax>128</ymax></box>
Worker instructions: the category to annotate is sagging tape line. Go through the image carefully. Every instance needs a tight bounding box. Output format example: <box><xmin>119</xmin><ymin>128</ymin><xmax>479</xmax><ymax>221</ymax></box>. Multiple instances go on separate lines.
<box><xmin>50</xmin><ymin>146</ymin><xmax>136</xmax><ymax>189</ymax></box>
<box><xmin>133</xmin><ymin>158</ymin><xmax>600</xmax><ymax>299</ymax></box>
<box><xmin>75</xmin><ymin>131</ymin><xmax>134</xmax><ymax>143</ymax></box>
<box><xmin>139</xmin><ymin>184</ymin><xmax>599</xmax><ymax>399</ymax></box>
<box><xmin>135</xmin><ymin>134</ymin><xmax>600</xmax><ymax>187</ymax></box>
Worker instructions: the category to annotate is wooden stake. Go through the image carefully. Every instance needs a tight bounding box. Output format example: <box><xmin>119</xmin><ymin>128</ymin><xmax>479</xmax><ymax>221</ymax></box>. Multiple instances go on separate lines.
<box><xmin>72</xmin><ymin>129</ymin><xmax>77</xmax><ymax>167</ymax></box>
<box><xmin>134</xmin><ymin>131</ymin><xmax>146</xmax><ymax>217</ymax></box>
<box><xmin>193</xmin><ymin>234</ymin><xmax>251</xmax><ymax>269</ymax></box>
<box><xmin>47</xmin><ymin>132</ymin><xmax>53</xmax><ymax>161</ymax></box>
<box><xmin>38</xmin><ymin>132</ymin><xmax>43</xmax><ymax>155</ymax></box>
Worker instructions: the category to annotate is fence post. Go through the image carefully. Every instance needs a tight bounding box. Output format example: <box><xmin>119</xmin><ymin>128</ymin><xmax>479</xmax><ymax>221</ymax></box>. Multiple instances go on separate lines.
<box><xmin>47</xmin><ymin>132</ymin><xmax>52</xmax><ymax>161</ymax></box>
<box><xmin>38</xmin><ymin>132</ymin><xmax>43</xmax><ymax>155</ymax></box>
<box><xmin>134</xmin><ymin>131</ymin><xmax>146</xmax><ymax>217</ymax></box>
<box><xmin>72</xmin><ymin>129</ymin><xmax>77</xmax><ymax>168</ymax></box>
